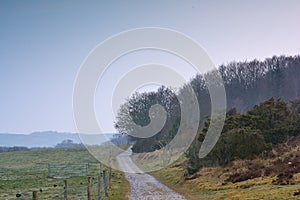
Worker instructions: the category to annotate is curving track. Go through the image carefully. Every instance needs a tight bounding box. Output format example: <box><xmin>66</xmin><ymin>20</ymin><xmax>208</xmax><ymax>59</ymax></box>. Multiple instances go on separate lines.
<box><xmin>116</xmin><ymin>147</ymin><xmax>186</xmax><ymax>200</ymax></box>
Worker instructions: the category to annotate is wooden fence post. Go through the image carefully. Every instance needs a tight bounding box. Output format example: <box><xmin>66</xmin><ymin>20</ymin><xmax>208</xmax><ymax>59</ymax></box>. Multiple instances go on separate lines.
<box><xmin>103</xmin><ymin>170</ymin><xmax>108</xmax><ymax>197</ymax></box>
<box><xmin>99</xmin><ymin>163</ymin><xmax>102</xmax><ymax>175</ymax></box>
<box><xmin>108</xmin><ymin>166</ymin><xmax>112</xmax><ymax>189</ymax></box>
<box><xmin>108</xmin><ymin>150</ymin><xmax>112</xmax><ymax>189</ymax></box>
<box><xmin>97</xmin><ymin>175</ymin><xmax>101</xmax><ymax>200</ymax></box>
<box><xmin>87</xmin><ymin>176</ymin><xmax>91</xmax><ymax>200</ymax></box>
<box><xmin>32</xmin><ymin>191</ymin><xmax>38</xmax><ymax>200</ymax></box>
<box><xmin>47</xmin><ymin>164</ymin><xmax>51</xmax><ymax>177</ymax></box>
<box><xmin>64</xmin><ymin>180</ymin><xmax>67</xmax><ymax>200</ymax></box>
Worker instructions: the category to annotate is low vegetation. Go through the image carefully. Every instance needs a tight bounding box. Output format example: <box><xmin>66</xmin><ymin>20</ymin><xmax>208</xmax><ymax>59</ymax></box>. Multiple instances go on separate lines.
<box><xmin>185</xmin><ymin>97</ymin><xmax>300</xmax><ymax>174</ymax></box>
<box><xmin>150</xmin><ymin>134</ymin><xmax>300</xmax><ymax>199</ymax></box>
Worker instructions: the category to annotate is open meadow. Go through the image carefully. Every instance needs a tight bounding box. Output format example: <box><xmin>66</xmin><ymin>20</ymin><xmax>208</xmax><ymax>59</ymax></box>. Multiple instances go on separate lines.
<box><xmin>0</xmin><ymin>147</ymin><xmax>129</xmax><ymax>200</ymax></box>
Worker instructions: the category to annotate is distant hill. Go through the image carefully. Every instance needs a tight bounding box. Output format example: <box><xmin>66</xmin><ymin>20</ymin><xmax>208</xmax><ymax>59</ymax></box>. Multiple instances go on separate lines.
<box><xmin>0</xmin><ymin>131</ymin><xmax>115</xmax><ymax>147</ymax></box>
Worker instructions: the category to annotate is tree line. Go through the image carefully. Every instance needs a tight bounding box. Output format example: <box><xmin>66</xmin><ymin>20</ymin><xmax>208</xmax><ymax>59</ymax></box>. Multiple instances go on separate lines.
<box><xmin>0</xmin><ymin>140</ymin><xmax>84</xmax><ymax>153</ymax></box>
<box><xmin>0</xmin><ymin>146</ymin><xmax>29</xmax><ymax>153</ymax></box>
<box><xmin>115</xmin><ymin>55</ymin><xmax>300</xmax><ymax>173</ymax></box>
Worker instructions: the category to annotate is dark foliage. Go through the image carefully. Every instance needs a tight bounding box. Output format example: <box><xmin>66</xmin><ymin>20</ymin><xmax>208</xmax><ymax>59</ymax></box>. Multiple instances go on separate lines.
<box><xmin>186</xmin><ymin>98</ymin><xmax>300</xmax><ymax>174</ymax></box>
<box><xmin>114</xmin><ymin>55</ymin><xmax>300</xmax><ymax>174</ymax></box>
<box><xmin>0</xmin><ymin>146</ymin><xmax>29</xmax><ymax>153</ymax></box>
<box><xmin>55</xmin><ymin>139</ymin><xmax>83</xmax><ymax>148</ymax></box>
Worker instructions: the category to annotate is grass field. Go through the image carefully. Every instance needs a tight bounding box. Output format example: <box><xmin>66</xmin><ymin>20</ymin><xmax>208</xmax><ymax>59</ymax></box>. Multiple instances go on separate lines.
<box><xmin>0</xmin><ymin>147</ymin><xmax>129</xmax><ymax>200</ymax></box>
<box><xmin>150</xmin><ymin>158</ymin><xmax>300</xmax><ymax>200</ymax></box>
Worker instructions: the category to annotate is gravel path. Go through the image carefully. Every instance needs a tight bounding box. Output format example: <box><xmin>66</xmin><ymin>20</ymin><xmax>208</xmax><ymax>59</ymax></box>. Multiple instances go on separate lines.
<box><xmin>116</xmin><ymin>147</ymin><xmax>186</xmax><ymax>200</ymax></box>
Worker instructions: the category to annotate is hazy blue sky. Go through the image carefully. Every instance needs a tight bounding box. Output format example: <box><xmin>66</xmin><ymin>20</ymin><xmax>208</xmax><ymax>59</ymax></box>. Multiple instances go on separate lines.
<box><xmin>1</xmin><ymin>0</ymin><xmax>300</xmax><ymax>134</ymax></box>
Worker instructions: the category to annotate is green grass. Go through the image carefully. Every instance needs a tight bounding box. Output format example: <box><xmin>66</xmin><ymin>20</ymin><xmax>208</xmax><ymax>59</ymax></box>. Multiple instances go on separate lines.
<box><xmin>0</xmin><ymin>147</ymin><xmax>129</xmax><ymax>200</ymax></box>
<box><xmin>148</xmin><ymin>154</ymin><xmax>300</xmax><ymax>200</ymax></box>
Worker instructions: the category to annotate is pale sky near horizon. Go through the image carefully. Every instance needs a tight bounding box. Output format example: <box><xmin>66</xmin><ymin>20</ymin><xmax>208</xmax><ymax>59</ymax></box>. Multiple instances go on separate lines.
<box><xmin>1</xmin><ymin>0</ymin><xmax>300</xmax><ymax>134</ymax></box>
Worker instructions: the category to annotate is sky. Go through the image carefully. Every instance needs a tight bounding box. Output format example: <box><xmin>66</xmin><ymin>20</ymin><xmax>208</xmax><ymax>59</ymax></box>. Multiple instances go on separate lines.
<box><xmin>0</xmin><ymin>0</ymin><xmax>300</xmax><ymax>134</ymax></box>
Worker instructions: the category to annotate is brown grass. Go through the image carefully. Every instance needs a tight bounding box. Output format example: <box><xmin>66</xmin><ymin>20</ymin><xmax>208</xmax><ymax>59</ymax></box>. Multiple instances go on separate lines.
<box><xmin>150</xmin><ymin>136</ymin><xmax>300</xmax><ymax>199</ymax></box>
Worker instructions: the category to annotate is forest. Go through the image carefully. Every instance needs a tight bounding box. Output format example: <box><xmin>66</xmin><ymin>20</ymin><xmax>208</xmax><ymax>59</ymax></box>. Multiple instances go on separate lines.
<box><xmin>115</xmin><ymin>55</ymin><xmax>300</xmax><ymax>175</ymax></box>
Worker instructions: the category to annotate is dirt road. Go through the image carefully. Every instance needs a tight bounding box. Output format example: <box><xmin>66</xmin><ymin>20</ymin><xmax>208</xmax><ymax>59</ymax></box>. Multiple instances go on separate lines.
<box><xmin>116</xmin><ymin>147</ymin><xmax>186</xmax><ymax>200</ymax></box>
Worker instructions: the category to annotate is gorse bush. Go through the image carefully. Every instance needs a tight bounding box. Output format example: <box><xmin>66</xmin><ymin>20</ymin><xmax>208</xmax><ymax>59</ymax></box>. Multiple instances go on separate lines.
<box><xmin>186</xmin><ymin>98</ymin><xmax>300</xmax><ymax>175</ymax></box>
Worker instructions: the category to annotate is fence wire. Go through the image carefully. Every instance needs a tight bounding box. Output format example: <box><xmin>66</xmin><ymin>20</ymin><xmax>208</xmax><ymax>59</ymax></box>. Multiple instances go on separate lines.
<box><xmin>0</xmin><ymin>162</ymin><xmax>110</xmax><ymax>200</ymax></box>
